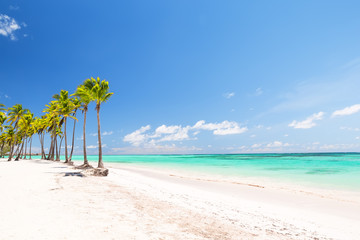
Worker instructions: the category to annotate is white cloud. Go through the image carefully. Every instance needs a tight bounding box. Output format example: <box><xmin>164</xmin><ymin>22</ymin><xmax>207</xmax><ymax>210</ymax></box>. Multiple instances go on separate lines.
<box><xmin>123</xmin><ymin>125</ymin><xmax>151</xmax><ymax>146</ymax></box>
<box><xmin>9</xmin><ymin>5</ymin><xmax>20</xmax><ymax>11</ymax></box>
<box><xmin>255</xmin><ymin>88</ymin><xmax>263</xmax><ymax>96</ymax></box>
<box><xmin>111</xmin><ymin>144</ymin><xmax>202</xmax><ymax>154</ymax></box>
<box><xmin>155</xmin><ymin>125</ymin><xmax>181</xmax><ymax>135</ymax></box>
<box><xmin>250</xmin><ymin>134</ymin><xmax>256</xmax><ymax>138</ymax></box>
<box><xmin>0</xmin><ymin>14</ymin><xmax>21</xmax><ymax>40</ymax></box>
<box><xmin>340</xmin><ymin>126</ymin><xmax>360</xmax><ymax>131</ymax></box>
<box><xmin>266</xmin><ymin>141</ymin><xmax>290</xmax><ymax>148</ymax></box>
<box><xmin>193</xmin><ymin>131</ymin><xmax>200</xmax><ymax>136</ymax></box>
<box><xmin>251</xmin><ymin>143</ymin><xmax>261</xmax><ymax>148</ymax></box>
<box><xmin>103</xmin><ymin>131</ymin><xmax>113</xmax><ymax>136</ymax></box>
<box><xmin>223</xmin><ymin>92</ymin><xmax>235</xmax><ymax>99</ymax></box>
<box><xmin>157</xmin><ymin>126</ymin><xmax>190</xmax><ymax>142</ymax></box>
<box><xmin>332</xmin><ymin>104</ymin><xmax>360</xmax><ymax>117</ymax></box>
<box><xmin>123</xmin><ymin>120</ymin><xmax>247</xmax><ymax>148</ymax></box>
<box><xmin>193</xmin><ymin>120</ymin><xmax>247</xmax><ymax>135</ymax></box>
<box><xmin>86</xmin><ymin>144</ymin><xmax>106</xmax><ymax>149</ymax></box>
<box><xmin>288</xmin><ymin>112</ymin><xmax>324</xmax><ymax>129</ymax></box>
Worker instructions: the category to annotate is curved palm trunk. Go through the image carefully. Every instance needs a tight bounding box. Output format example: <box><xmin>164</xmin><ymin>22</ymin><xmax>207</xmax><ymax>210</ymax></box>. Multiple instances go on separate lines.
<box><xmin>0</xmin><ymin>142</ymin><xmax>4</xmax><ymax>157</ymax></box>
<box><xmin>14</xmin><ymin>143</ymin><xmax>22</xmax><ymax>161</ymax></box>
<box><xmin>69</xmin><ymin>111</ymin><xmax>77</xmax><ymax>161</ymax></box>
<box><xmin>64</xmin><ymin>117</ymin><xmax>68</xmax><ymax>163</ymax></box>
<box><xmin>8</xmin><ymin>143</ymin><xmax>15</xmax><ymax>161</ymax></box>
<box><xmin>96</xmin><ymin>105</ymin><xmax>103</xmax><ymax>168</ymax></box>
<box><xmin>55</xmin><ymin>136</ymin><xmax>59</xmax><ymax>161</ymax></box>
<box><xmin>83</xmin><ymin>107</ymin><xmax>88</xmax><ymax>166</ymax></box>
<box><xmin>59</xmin><ymin>136</ymin><xmax>64</xmax><ymax>161</ymax></box>
<box><xmin>24</xmin><ymin>138</ymin><xmax>28</xmax><ymax>159</ymax></box>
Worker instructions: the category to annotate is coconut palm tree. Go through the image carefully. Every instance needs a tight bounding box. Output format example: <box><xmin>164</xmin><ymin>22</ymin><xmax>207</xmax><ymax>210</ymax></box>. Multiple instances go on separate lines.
<box><xmin>53</xmin><ymin>90</ymin><xmax>76</xmax><ymax>163</ymax></box>
<box><xmin>18</xmin><ymin>112</ymin><xmax>33</xmax><ymax>159</ymax></box>
<box><xmin>7</xmin><ymin>104</ymin><xmax>28</xmax><ymax>129</ymax></box>
<box><xmin>7</xmin><ymin>104</ymin><xmax>28</xmax><ymax>161</ymax></box>
<box><xmin>72</xmin><ymin>79</ymin><xmax>96</xmax><ymax>167</ymax></box>
<box><xmin>0</xmin><ymin>133</ymin><xmax>8</xmax><ymax>158</ymax></box>
<box><xmin>33</xmin><ymin>116</ymin><xmax>48</xmax><ymax>159</ymax></box>
<box><xmin>4</xmin><ymin>126</ymin><xmax>16</xmax><ymax>161</ymax></box>
<box><xmin>90</xmin><ymin>77</ymin><xmax>113</xmax><ymax>168</ymax></box>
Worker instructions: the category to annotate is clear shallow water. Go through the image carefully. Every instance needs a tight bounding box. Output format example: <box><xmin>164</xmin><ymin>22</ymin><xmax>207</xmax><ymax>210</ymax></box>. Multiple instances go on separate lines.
<box><xmin>33</xmin><ymin>153</ymin><xmax>360</xmax><ymax>191</ymax></box>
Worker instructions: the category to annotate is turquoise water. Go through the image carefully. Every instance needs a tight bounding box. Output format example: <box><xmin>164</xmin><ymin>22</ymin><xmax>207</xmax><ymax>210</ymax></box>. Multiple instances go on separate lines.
<box><xmin>33</xmin><ymin>153</ymin><xmax>360</xmax><ymax>190</ymax></box>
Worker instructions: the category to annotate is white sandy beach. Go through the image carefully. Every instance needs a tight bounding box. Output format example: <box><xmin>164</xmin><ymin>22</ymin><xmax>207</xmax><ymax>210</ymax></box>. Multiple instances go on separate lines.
<box><xmin>0</xmin><ymin>158</ymin><xmax>359</xmax><ymax>240</ymax></box>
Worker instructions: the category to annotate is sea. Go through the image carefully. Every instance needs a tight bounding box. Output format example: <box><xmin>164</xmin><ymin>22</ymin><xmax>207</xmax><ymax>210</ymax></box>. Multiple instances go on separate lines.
<box><xmin>33</xmin><ymin>152</ymin><xmax>360</xmax><ymax>191</ymax></box>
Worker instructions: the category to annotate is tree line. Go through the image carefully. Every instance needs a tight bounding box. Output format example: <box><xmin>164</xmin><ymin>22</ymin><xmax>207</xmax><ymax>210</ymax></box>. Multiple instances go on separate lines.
<box><xmin>0</xmin><ymin>77</ymin><xmax>113</xmax><ymax>169</ymax></box>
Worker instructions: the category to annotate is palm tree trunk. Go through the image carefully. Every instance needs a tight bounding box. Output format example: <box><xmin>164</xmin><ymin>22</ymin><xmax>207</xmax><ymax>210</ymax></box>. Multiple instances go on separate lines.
<box><xmin>51</xmin><ymin>135</ymin><xmax>56</xmax><ymax>160</ymax></box>
<box><xmin>40</xmin><ymin>132</ymin><xmax>46</xmax><ymax>159</ymax></box>
<box><xmin>14</xmin><ymin>143</ymin><xmax>22</xmax><ymax>161</ymax></box>
<box><xmin>24</xmin><ymin>138</ymin><xmax>28</xmax><ymax>159</ymax></box>
<box><xmin>55</xmin><ymin>136</ymin><xmax>59</xmax><ymax>161</ymax></box>
<box><xmin>59</xmin><ymin>136</ymin><xmax>64</xmax><ymax>161</ymax></box>
<box><xmin>83</xmin><ymin>108</ymin><xmax>88</xmax><ymax>166</ymax></box>
<box><xmin>69</xmin><ymin>111</ymin><xmax>77</xmax><ymax>161</ymax></box>
<box><xmin>29</xmin><ymin>137</ymin><xmax>32</xmax><ymax>159</ymax></box>
<box><xmin>96</xmin><ymin>105</ymin><xmax>103</xmax><ymax>168</ymax></box>
<box><xmin>16</xmin><ymin>140</ymin><xmax>25</xmax><ymax>160</ymax></box>
<box><xmin>47</xmin><ymin>137</ymin><xmax>54</xmax><ymax>160</ymax></box>
<box><xmin>0</xmin><ymin>142</ymin><xmax>4</xmax><ymax>157</ymax></box>
<box><xmin>8</xmin><ymin>143</ymin><xmax>15</xmax><ymax>161</ymax></box>
<box><xmin>64</xmin><ymin>117</ymin><xmax>68</xmax><ymax>163</ymax></box>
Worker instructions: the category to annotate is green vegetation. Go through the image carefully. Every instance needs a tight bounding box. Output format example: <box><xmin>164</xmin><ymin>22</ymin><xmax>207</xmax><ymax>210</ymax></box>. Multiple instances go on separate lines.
<box><xmin>0</xmin><ymin>77</ymin><xmax>113</xmax><ymax>169</ymax></box>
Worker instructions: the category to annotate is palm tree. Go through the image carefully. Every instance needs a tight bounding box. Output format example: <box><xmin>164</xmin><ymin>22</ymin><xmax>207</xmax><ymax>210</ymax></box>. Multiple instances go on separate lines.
<box><xmin>72</xmin><ymin>79</ymin><xmax>96</xmax><ymax>167</ymax></box>
<box><xmin>4</xmin><ymin>126</ymin><xmax>16</xmax><ymax>161</ymax></box>
<box><xmin>0</xmin><ymin>134</ymin><xmax>7</xmax><ymax>158</ymax></box>
<box><xmin>53</xmin><ymin>90</ymin><xmax>76</xmax><ymax>163</ymax></box>
<box><xmin>90</xmin><ymin>77</ymin><xmax>113</xmax><ymax>168</ymax></box>
<box><xmin>7</xmin><ymin>104</ymin><xmax>28</xmax><ymax>161</ymax></box>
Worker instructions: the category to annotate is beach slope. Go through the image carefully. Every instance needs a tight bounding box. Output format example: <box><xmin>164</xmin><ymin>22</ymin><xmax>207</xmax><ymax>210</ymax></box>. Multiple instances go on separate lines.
<box><xmin>0</xmin><ymin>159</ymin><xmax>359</xmax><ymax>239</ymax></box>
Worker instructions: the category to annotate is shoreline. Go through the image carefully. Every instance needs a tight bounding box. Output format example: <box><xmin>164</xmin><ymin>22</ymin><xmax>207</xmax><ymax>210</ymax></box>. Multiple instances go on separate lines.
<box><xmin>1</xmin><ymin>158</ymin><xmax>359</xmax><ymax>239</ymax></box>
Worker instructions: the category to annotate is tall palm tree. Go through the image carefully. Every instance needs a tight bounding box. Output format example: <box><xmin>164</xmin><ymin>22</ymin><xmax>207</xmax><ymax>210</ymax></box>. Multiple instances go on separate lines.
<box><xmin>0</xmin><ymin>133</ymin><xmax>7</xmax><ymax>158</ymax></box>
<box><xmin>72</xmin><ymin>79</ymin><xmax>96</xmax><ymax>167</ymax></box>
<box><xmin>90</xmin><ymin>77</ymin><xmax>113</xmax><ymax>168</ymax></box>
<box><xmin>7</xmin><ymin>104</ymin><xmax>28</xmax><ymax>161</ymax></box>
<box><xmin>4</xmin><ymin>126</ymin><xmax>16</xmax><ymax>161</ymax></box>
<box><xmin>53</xmin><ymin>90</ymin><xmax>76</xmax><ymax>163</ymax></box>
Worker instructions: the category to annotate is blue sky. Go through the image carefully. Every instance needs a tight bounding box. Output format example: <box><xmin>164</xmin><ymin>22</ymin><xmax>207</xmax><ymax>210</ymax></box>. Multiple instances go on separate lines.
<box><xmin>1</xmin><ymin>0</ymin><xmax>360</xmax><ymax>154</ymax></box>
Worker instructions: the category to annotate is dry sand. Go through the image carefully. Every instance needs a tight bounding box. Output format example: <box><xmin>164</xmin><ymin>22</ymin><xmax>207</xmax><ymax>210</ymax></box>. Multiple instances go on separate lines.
<box><xmin>0</xmin><ymin>158</ymin><xmax>359</xmax><ymax>239</ymax></box>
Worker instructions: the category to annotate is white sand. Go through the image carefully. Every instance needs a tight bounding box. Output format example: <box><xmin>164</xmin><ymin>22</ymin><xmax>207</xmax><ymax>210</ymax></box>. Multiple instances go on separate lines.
<box><xmin>0</xmin><ymin>158</ymin><xmax>359</xmax><ymax>239</ymax></box>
